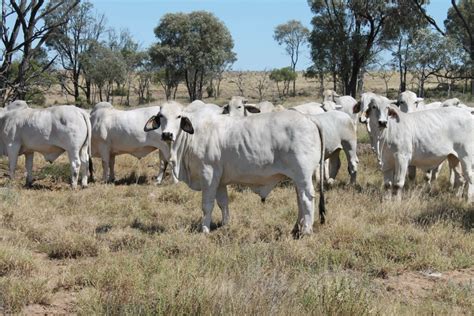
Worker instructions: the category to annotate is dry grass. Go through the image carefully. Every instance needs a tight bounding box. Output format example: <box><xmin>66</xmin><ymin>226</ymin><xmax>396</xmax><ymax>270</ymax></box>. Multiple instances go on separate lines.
<box><xmin>0</xmin><ymin>123</ymin><xmax>473</xmax><ymax>314</ymax></box>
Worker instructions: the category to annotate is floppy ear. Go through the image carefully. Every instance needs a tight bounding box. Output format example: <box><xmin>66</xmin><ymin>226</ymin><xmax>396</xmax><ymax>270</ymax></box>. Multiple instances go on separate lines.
<box><xmin>353</xmin><ymin>101</ymin><xmax>361</xmax><ymax>113</ymax></box>
<box><xmin>388</xmin><ymin>107</ymin><xmax>400</xmax><ymax>122</ymax></box>
<box><xmin>180</xmin><ymin>117</ymin><xmax>194</xmax><ymax>134</ymax></box>
<box><xmin>245</xmin><ymin>105</ymin><xmax>260</xmax><ymax>113</ymax></box>
<box><xmin>222</xmin><ymin>105</ymin><xmax>229</xmax><ymax>114</ymax></box>
<box><xmin>144</xmin><ymin>115</ymin><xmax>160</xmax><ymax>132</ymax></box>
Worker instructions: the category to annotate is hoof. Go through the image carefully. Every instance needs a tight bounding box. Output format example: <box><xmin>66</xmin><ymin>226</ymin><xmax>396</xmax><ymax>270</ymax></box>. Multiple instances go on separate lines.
<box><xmin>202</xmin><ymin>226</ymin><xmax>210</xmax><ymax>234</ymax></box>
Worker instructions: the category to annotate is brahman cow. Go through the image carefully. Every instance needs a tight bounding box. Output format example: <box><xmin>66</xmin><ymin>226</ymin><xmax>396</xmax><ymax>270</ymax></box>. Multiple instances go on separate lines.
<box><xmin>90</xmin><ymin>102</ymin><xmax>174</xmax><ymax>184</ymax></box>
<box><xmin>361</xmin><ymin>97</ymin><xmax>473</xmax><ymax>202</ymax></box>
<box><xmin>144</xmin><ymin>101</ymin><xmax>326</xmax><ymax>236</ymax></box>
<box><xmin>0</xmin><ymin>100</ymin><xmax>91</xmax><ymax>188</ymax></box>
<box><xmin>322</xmin><ymin>89</ymin><xmax>358</xmax><ymax>125</ymax></box>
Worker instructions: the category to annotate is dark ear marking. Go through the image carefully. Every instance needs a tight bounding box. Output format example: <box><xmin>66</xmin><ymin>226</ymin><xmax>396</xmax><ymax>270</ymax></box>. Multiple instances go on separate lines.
<box><xmin>180</xmin><ymin>117</ymin><xmax>194</xmax><ymax>134</ymax></box>
<box><xmin>388</xmin><ymin>107</ymin><xmax>400</xmax><ymax>122</ymax></box>
<box><xmin>222</xmin><ymin>105</ymin><xmax>229</xmax><ymax>114</ymax></box>
<box><xmin>353</xmin><ymin>101</ymin><xmax>361</xmax><ymax>113</ymax></box>
<box><xmin>144</xmin><ymin>115</ymin><xmax>160</xmax><ymax>132</ymax></box>
<box><xmin>245</xmin><ymin>105</ymin><xmax>260</xmax><ymax>113</ymax></box>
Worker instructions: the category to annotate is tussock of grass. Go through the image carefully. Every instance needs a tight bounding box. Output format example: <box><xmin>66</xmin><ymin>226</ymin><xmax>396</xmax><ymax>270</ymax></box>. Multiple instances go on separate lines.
<box><xmin>0</xmin><ymin>245</ymin><xmax>37</xmax><ymax>277</ymax></box>
<box><xmin>41</xmin><ymin>231</ymin><xmax>99</xmax><ymax>259</ymax></box>
<box><xmin>0</xmin><ymin>277</ymin><xmax>50</xmax><ymax>313</ymax></box>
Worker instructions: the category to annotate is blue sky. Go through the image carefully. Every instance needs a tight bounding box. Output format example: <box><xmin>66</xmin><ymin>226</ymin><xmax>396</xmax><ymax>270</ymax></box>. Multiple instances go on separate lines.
<box><xmin>92</xmin><ymin>0</ymin><xmax>452</xmax><ymax>70</ymax></box>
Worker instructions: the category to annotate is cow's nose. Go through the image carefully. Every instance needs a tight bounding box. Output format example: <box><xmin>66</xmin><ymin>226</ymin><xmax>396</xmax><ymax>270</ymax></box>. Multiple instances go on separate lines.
<box><xmin>162</xmin><ymin>132</ymin><xmax>173</xmax><ymax>141</ymax></box>
<box><xmin>378</xmin><ymin>120</ymin><xmax>387</xmax><ymax>128</ymax></box>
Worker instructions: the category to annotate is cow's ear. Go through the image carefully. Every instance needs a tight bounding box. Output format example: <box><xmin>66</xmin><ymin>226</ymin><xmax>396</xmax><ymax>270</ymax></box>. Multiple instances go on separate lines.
<box><xmin>222</xmin><ymin>105</ymin><xmax>229</xmax><ymax>114</ymax></box>
<box><xmin>245</xmin><ymin>105</ymin><xmax>260</xmax><ymax>113</ymax></box>
<box><xmin>388</xmin><ymin>107</ymin><xmax>400</xmax><ymax>121</ymax></box>
<box><xmin>144</xmin><ymin>115</ymin><xmax>160</xmax><ymax>132</ymax></box>
<box><xmin>353</xmin><ymin>101</ymin><xmax>361</xmax><ymax>113</ymax></box>
<box><xmin>180</xmin><ymin>117</ymin><xmax>194</xmax><ymax>134</ymax></box>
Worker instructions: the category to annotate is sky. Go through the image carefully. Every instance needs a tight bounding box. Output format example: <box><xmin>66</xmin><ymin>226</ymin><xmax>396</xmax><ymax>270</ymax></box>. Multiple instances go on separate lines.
<box><xmin>92</xmin><ymin>0</ymin><xmax>452</xmax><ymax>71</ymax></box>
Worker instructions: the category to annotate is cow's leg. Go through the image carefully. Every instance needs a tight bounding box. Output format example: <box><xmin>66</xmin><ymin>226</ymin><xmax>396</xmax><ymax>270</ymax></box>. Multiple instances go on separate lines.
<box><xmin>156</xmin><ymin>151</ymin><xmax>167</xmax><ymax>185</ymax></box>
<box><xmin>216</xmin><ymin>185</ymin><xmax>230</xmax><ymax>226</ymax></box>
<box><xmin>393</xmin><ymin>155</ymin><xmax>409</xmax><ymax>201</ymax></box>
<box><xmin>67</xmin><ymin>151</ymin><xmax>81</xmax><ymax>190</ymax></box>
<box><xmin>7</xmin><ymin>143</ymin><xmax>21</xmax><ymax>181</ymax></box>
<box><xmin>25</xmin><ymin>152</ymin><xmax>34</xmax><ymax>187</ymax></box>
<box><xmin>383</xmin><ymin>169</ymin><xmax>393</xmax><ymax>201</ymax></box>
<box><xmin>109</xmin><ymin>154</ymin><xmax>116</xmax><ymax>183</ymax></box>
<box><xmin>458</xmin><ymin>158</ymin><xmax>473</xmax><ymax>203</ymax></box>
<box><xmin>292</xmin><ymin>187</ymin><xmax>304</xmax><ymax>237</ymax></box>
<box><xmin>447</xmin><ymin>155</ymin><xmax>464</xmax><ymax>196</ymax></box>
<box><xmin>407</xmin><ymin>166</ymin><xmax>416</xmax><ymax>182</ymax></box>
<box><xmin>99</xmin><ymin>147</ymin><xmax>110</xmax><ymax>182</ymax></box>
<box><xmin>201</xmin><ymin>169</ymin><xmax>220</xmax><ymax>233</ymax></box>
<box><xmin>294</xmin><ymin>178</ymin><xmax>315</xmax><ymax>235</ymax></box>
<box><xmin>342</xmin><ymin>141</ymin><xmax>358</xmax><ymax>184</ymax></box>
<box><xmin>327</xmin><ymin>151</ymin><xmax>340</xmax><ymax>185</ymax></box>
<box><xmin>79</xmin><ymin>148</ymin><xmax>89</xmax><ymax>188</ymax></box>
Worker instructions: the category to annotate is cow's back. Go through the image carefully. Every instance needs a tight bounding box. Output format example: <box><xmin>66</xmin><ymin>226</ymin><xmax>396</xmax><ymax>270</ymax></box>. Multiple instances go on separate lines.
<box><xmin>91</xmin><ymin>106</ymin><xmax>162</xmax><ymax>157</ymax></box>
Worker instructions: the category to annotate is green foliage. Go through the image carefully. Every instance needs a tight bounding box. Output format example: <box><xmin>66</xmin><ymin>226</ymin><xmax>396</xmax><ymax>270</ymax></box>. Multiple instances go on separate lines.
<box><xmin>81</xmin><ymin>42</ymin><xmax>127</xmax><ymax>100</ymax></box>
<box><xmin>308</xmin><ymin>0</ymin><xmax>415</xmax><ymax>96</ymax></box>
<box><xmin>151</xmin><ymin>11</ymin><xmax>236</xmax><ymax>100</ymax></box>
<box><xmin>270</xmin><ymin>67</ymin><xmax>297</xmax><ymax>97</ymax></box>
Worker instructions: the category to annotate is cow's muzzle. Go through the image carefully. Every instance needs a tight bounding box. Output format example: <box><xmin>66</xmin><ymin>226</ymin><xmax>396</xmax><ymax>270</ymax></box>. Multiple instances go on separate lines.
<box><xmin>378</xmin><ymin>120</ymin><xmax>387</xmax><ymax>128</ymax></box>
<box><xmin>162</xmin><ymin>132</ymin><xmax>173</xmax><ymax>141</ymax></box>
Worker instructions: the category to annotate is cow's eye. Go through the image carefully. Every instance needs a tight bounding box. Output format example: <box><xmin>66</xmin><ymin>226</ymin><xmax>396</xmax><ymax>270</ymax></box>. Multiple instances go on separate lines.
<box><xmin>238</xmin><ymin>106</ymin><xmax>242</xmax><ymax>109</ymax></box>
<box><xmin>177</xmin><ymin>115</ymin><xmax>181</xmax><ymax>119</ymax></box>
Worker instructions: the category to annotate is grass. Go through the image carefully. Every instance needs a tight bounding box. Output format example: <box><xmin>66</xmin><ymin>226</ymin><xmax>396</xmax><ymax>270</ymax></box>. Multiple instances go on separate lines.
<box><xmin>0</xmin><ymin>134</ymin><xmax>472</xmax><ymax>314</ymax></box>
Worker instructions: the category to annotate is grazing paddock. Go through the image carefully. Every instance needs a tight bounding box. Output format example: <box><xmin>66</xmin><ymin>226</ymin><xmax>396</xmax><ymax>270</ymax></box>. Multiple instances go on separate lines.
<box><xmin>0</xmin><ymin>126</ymin><xmax>472</xmax><ymax>315</ymax></box>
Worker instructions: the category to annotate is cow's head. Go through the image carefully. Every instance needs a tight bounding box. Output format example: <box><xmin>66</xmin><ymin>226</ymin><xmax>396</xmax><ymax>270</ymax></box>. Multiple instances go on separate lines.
<box><xmin>398</xmin><ymin>90</ymin><xmax>422</xmax><ymax>113</ymax></box>
<box><xmin>322</xmin><ymin>89</ymin><xmax>339</xmax><ymax>102</ymax></box>
<box><xmin>144</xmin><ymin>102</ymin><xmax>193</xmax><ymax>142</ymax></box>
<box><xmin>222</xmin><ymin>96</ymin><xmax>260</xmax><ymax>116</ymax></box>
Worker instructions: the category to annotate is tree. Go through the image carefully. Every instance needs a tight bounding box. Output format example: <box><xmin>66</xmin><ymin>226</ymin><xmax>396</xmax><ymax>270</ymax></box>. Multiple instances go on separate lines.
<box><xmin>81</xmin><ymin>42</ymin><xmax>126</xmax><ymax>102</ymax></box>
<box><xmin>229</xmin><ymin>71</ymin><xmax>246</xmax><ymax>96</ymax></box>
<box><xmin>270</xmin><ymin>67</ymin><xmax>297</xmax><ymax>98</ymax></box>
<box><xmin>0</xmin><ymin>0</ymin><xmax>79</xmax><ymax>103</ymax></box>
<box><xmin>369</xmin><ymin>62</ymin><xmax>395</xmax><ymax>97</ymax></box>
<box><xmin>108</xmin><ymin>29</ymin><xmax>142</xmax><ymax>105</ymax></box>
<box><xmin>149</xmin><ymin>44</ymin><xmax>183</xmax><ymax>100</ymax></box>
<box><xmin>253</xmin><ymin>70</ymin><xmax>270</xmax><ymax>101</ymax></box>
<box><xmin>45</xmin><ymin>0</ymin><xmax>105</xmax><ymax>105</ymax></box>
<box><xmin>274</xmin><ymin>20</ymin><xmax>309</xmax><ymax>96</ymax></box>
<box><xmin>152</xmin><ymin>11</ymin><xmax>236</xmax><ymax>101</ymax></box>
<box><xmin>409</xmin><ymin>28</ymin><xmax>450</xmax><ymax>97</ymax></box>
<box><xmin>411</xmin><ymin>0</ymin><xmax>473</xmax><ymax>95</ymax></box>
<box><xmin>308</xmin><ymin>0</ymin><xmax>410</xmax><ymax>97</ymax></box>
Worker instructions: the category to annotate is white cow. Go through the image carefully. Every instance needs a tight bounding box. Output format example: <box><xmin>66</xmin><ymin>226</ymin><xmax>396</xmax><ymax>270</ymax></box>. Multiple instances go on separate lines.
<box><xmin>289</xmin><ymin>105</ymin><xmax>358</xmax><ymax>184</ymax></box>
<box><xmin>362</xmin><ymin>97</ymin><xmax>473</xmax><ymax>202</ymax></box>
<box><xmin>144</xmin><ymin>101</ymin><xmax>327</xmax><ymax>236</ymax></box>
<box><xmin>322</xmin><ymin>89</ymin><xmax>358</xmax><ymax>125</ymax></box>
<box><xmin>0</xmin><ymin>100</ymin><xmax>91</xmax><ymax>188</ymax></box>
<box><xmin>290</xmin><ymin>102</ymin><xmax>325</xmax><ymax>116</ymax></box>
<box><xmin>222</xmin><ymin>96</ymin><xmax>274</xmax><ymax>116</ymax></box>
<box><xmin>397</xmin><ymin>90</ymin><xmax>442</xmax><ymax>112</ymax></box>
<box><xmin>90</xmin><ymin>102</ymin><xmax>174</xmax><ymax>184</ymax></box>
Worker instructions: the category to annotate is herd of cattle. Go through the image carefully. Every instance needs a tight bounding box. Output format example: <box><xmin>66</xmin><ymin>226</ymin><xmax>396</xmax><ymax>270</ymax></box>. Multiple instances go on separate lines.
<box><xmin>0</xmin><ymin>89</ymin><xmax>472</xmax><ymax>235</ymax></box>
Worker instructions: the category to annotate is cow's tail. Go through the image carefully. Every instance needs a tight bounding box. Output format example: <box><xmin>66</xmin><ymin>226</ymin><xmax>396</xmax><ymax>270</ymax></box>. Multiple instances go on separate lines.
<box><xmin>80</xmin><ymin>110</ymin><xmax>94</xmax><ymax>182</ymax></box>
<box><xmin>315</xmin><ymin>120</ymin><xmax>326</xmax><ymax>224</ymax></box>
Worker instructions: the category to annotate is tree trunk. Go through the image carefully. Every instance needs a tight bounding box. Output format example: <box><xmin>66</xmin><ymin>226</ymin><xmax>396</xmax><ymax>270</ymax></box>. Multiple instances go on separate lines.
<box><xmin>319</xmin><ymin>72</ymin><xmax>324</xmax><ymax>97</ymax></box>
